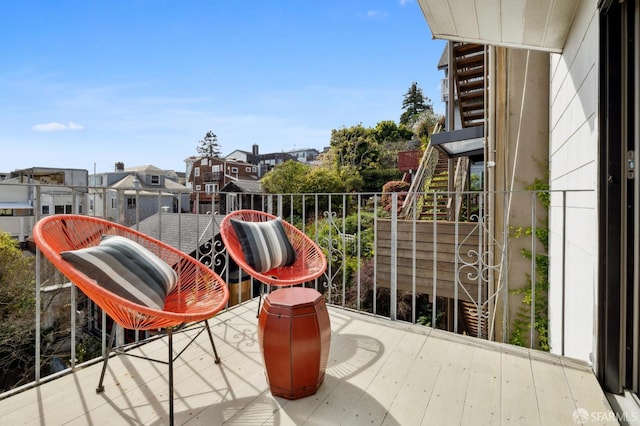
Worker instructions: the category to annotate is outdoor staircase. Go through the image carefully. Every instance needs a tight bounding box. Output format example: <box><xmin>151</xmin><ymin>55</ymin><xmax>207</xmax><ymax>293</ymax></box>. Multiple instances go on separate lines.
<box><xmin>419</xmin><ymin>156</ymin><xmax>450</xmax><ymax>220</ymax></box>
<box><xmin>452</xmin><ymin>42</ymin><xmax>486</xmax><ymax>128</ymax></box>
<box><xmin>399</xmin><ymin>42</ymin><xmax>485</xmax><ymax>222</ymax></box>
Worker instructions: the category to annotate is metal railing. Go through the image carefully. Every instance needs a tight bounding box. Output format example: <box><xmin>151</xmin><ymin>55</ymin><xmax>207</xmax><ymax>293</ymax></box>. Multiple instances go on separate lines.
<box><xmin>0</xmin><ymin>183</ymin><xmax>590</xmax><ymax>397</ymax></box>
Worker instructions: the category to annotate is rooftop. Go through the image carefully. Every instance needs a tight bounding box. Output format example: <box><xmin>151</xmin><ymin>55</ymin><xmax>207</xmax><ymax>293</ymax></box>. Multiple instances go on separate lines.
<box><xmin>0</xmin><ymin>299</ymin><xmax>615</xmax><ymax>425</ymax></box>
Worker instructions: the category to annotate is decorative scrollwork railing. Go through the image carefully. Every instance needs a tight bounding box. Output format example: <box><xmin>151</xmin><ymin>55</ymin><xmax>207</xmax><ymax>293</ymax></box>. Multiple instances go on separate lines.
<box><xmin>455</xmin><ymin>197</ymin><xmax>506</xmax><ymax>339</ymax></box>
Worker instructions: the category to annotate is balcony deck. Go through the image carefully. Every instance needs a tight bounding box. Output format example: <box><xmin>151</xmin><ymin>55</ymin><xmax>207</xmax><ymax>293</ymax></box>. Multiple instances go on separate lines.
<box><xmin>0</xmin><ymin>298</ymin><xmax>615</xmax><ymax>425</ymax></box>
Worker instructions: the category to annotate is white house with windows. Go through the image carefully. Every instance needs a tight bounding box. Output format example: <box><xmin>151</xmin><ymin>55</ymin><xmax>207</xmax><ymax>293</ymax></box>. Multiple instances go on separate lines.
<box><xmin>0</xmin><ymin>180</ymin><xmax>34</xmax><ymax>243</ymax></box>
<box><xmin>0</xmin><ymin>167</ymin><xmax>89</xmax><ymax>241</ymax></box>
<box><xmin>89</xmin><ymin>164</ymin><xmax>189</xmax><ymax>225</ymax></box>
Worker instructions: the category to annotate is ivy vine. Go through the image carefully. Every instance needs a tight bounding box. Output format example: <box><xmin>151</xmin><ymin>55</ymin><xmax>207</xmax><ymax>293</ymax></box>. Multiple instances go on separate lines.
<box><xmin>509</xmin><ymin>176</ymin><xmax>550</xmax><ymax>351</ymax></box>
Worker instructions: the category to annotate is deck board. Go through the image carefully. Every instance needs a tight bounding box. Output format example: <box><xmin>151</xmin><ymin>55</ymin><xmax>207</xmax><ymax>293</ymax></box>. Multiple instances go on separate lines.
<box><xmin>0</xmin><ymin>298</ymin><xmax>616</xmax><ymax>425</ymax></box>
<box><xmin>421</xmin><ymin>330</ymin><xmax>475</xmax><ymax>425</ymax></box>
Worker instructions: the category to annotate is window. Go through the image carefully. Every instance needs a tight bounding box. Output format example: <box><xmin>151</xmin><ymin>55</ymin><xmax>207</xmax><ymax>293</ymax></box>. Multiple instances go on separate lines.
<box><xmin>42</xmin><ymin>205</ymin><xmax>50</xmax><ymax>215</ymax></box>
<box><xmin>201</xmin><ymin>158</ymin><xmax>208</xmax><ymax>166</ymax></box>
<box><xmin>252</xmin><ymin>166</ymin><xmax>257</xmax><ymax>173</ymax></box>
<box><xmin>150</xmin><ymin>175</ymin><xmax>160</xmax><ymax>185</ymax></box>
<box><xmin>195</xmin><ymin>167</ymin><xmax>200</xmax><ymax>177</ymax></box>
<box><xmin>65</xmin><ymin>205</ymin><xmax>72</xmax><ymax>214</ymax></box>
<box><xmin>195</xmin><ymin>185</ymin><xmax>201</xmax><ymax>191</ymax></box>
<box><xmin>246</xmin><ymin>167</ymin><xmax>252</xmax><ymax>172</ymax></box>
<box><xmin>231</xmin><ymin>167</ymin><xmax>238</xmax><ymax>173</ymax></box>
<box><xmin>127</xmin><ymin>198</ymin><xmax>136</xmax><ymax>209</ymax></box>
<box><xmin>205</xmin><ymin>183</ymin><xmax>218</xmax><ymax>194</ymax></box>
<box><xmin>212</xmin><ymin>165</ymin><xmax>221</xmax><ymax>172</ymax></box>
<box><xmin>111</xmin><ymin>198</ymin><xmax>117</xmax><ymax>209</ymax></box>
<box><xmin>54</xmin><ymin>205</ymin><xmax>65</xmax><ymax>214</ymax></box>
<box><xmin>0</xmin><ymin>209</ymin><xmax>12</xmax><ymax>216</ymax></box>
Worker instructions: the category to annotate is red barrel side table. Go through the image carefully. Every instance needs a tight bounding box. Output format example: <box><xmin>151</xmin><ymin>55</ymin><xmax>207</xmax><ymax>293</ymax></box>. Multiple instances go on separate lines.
<box><xmin>257</xmin><ymin>287</ymin><xmax>331</xmax><ymax>399</ymax></box>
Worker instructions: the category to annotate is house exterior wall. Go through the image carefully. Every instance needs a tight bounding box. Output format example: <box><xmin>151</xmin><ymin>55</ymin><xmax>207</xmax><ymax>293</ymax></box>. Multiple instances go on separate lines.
<box><xmin>548</xmin><ymin>0</ymin><xmax>599</xmax><ymax>363</ymax></box>
<box><xmin>226</xmin><ymin>150</ymin><xmax>249</xmax><ymax>162</ymax></box>
<box><xmin>38</xmin><ymin>191</ymin><xmax>86</xmax><ymax>215</ymax></box>
<box><xmin>0</xmin><ymin>183</ymin><xmax>34</xmax><ymax>241</ymax></box>
<box><xmin>492</xmin><ymin>47</ymin><xmax>550</xmax><ymax>344</ymax></box>
<box><xmin>121</xmin><ymin>194</ymin><xmax>173</xmax><ymax>225</ymax></box>
<box><xmin>188</xmin><ymin>156</ymin><xmax>258</xmax><ymax>213</ymax></box>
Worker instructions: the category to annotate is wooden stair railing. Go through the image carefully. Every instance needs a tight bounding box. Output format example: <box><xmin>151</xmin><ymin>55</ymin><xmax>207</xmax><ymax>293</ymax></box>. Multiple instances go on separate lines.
<box><xmin>399</xmin><ymin>123</ymin><xmax>443</xmax><ymax>220</ymax></box>
<box><xmin>447</xmin><ymin>156</ymin><xmax>470</xmax><ymax>221</ymax></box>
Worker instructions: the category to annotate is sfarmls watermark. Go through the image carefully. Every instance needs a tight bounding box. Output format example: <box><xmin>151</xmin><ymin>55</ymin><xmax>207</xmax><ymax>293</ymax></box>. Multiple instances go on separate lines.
<box><xmin>572</xmin><ymin>407</ymin><xmax>638</xmax><ymax>423</ymax></box>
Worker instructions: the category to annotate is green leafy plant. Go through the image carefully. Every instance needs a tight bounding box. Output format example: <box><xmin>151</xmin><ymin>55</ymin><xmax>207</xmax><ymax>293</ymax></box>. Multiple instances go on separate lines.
<box><xmin>509</xmin><ymin>176</ymin><xmax>550</xmax><ymax>351</ymax></box>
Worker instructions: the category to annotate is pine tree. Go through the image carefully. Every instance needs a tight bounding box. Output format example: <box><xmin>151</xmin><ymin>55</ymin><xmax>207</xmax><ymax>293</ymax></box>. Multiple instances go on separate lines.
<box><xmin>400</xmin><ymin>82</ymin><xmax>432</xmax><ymax>126</ymax></box>
<box><xmin>196</xmin><ymin>130</ymin><xmax>221</xmax><ymax>157</ymax></box>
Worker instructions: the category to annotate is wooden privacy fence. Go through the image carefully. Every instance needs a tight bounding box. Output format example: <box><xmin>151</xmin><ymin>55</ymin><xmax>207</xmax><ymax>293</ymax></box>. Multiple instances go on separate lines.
<box><xmin>376</xmin><ymin>219</ymin><xmax>484</xmax><ymax>302</ymax></box>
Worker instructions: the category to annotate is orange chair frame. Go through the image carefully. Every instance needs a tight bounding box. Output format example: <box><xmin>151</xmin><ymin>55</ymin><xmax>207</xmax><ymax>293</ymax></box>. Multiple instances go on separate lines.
<box><xmin>33</xmin><ymin>214</ymin><xmax>229</xmax><ymax>425</ymax></box>
<box><xmin>219</xmin><ymin>210</ymin><xmax>327</xmax><ymax>314</ymax></box>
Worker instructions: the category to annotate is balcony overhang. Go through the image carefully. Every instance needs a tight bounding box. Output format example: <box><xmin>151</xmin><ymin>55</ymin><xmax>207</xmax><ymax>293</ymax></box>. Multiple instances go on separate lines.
<box><xmin>417</xmin><ymin>0</ymin><xmax>580</xmax><ymax>53</ymax></box>
<box><xmin>431</xmin><ymin>125</ymin><xmax>484</xmax><ymax>158</ymax></box>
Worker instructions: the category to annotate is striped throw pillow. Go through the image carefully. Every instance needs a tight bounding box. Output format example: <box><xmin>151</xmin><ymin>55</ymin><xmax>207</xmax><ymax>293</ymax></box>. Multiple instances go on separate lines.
<box><xmin>61</xmin><ymin>235</ymin><xmax>177</xmax><ymax>311</ymax></box>
<box><xmin>230</xmin><ymin>217</ymin><xmax>297</xmax><ymax>273</ymax></box>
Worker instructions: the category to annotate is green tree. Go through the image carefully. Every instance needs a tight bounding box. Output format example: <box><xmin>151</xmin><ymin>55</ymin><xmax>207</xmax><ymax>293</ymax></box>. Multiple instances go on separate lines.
<box><xmin>196</xmin><ymin>130</ymin><xmax>221</xmax><ymax>157</ymax></box>
<box><xmin>400</xmin><ymin>82</ymin><xmax>433</xmax><ymax>126</ymax></box>
<box><xmin>0</xmin><ymin>232</ymin><xmax>36</xmax><ymax>391</ymax></box>
<box><xmin>261</xmin><ymin>160</ymin><xmax>309</xmax><ymax>194</ymax></box>
<box><xmin>261</xmin><ymin>160</ymin><xmax>346</xmax><ymax>195</ymax></box>
<box><xmin>329</xmin><ymin>124</ymin><xmax>380</xmax><ymax>173</ymax></box>
<box><xmin>372</xmin><ymin>120</ymin><xmax>413</xmax><ymax>144</ymax></box>
<box><xmin>412</xmin><ymin>109</ymin><xmax>443</xmax><ymax>141</ymax></box>
<box><xmin>303</xmin><ymin>167</ymin><xmax>345</xmax><ymax>194</ymax></box>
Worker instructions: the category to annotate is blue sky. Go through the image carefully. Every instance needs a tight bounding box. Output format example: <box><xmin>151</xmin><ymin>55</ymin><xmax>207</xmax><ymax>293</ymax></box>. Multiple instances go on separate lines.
<box><xmin>0</xmin><ymin>1</ymin><xmax>446</xmax><ymax>174</ymax></box>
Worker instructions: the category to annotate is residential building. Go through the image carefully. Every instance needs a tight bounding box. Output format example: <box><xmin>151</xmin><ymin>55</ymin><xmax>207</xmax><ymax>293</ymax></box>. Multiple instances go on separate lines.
<box><xmin>187</xmin><ymin>156</ymin><xmax>259</xmax><ymax>214</ymax></box>
<box><xmin>220</xmin><ymin>179</ymin><xmax>263</xmax><ymax>213</ymax></box>
<box><xmin>0</xmin><ymin>167</ymin><xmax>89</xmax><ymax>241</ymax></box>
<box><xmin>225</xmin><ymin>144</ymin><xmax>317</xmax><ymax>176</ymax></box>
<box><xmin>89</xmin><ymin>163</ymin><xmax>189</xmax><ymax>225</ymax></box>
<box><xmin>0</xmin><ymin>179</ymin><xmax>34</xmax><ymax>243</ymax></box>
<box><xmin>287</xmin><ymin>147</ymin><xmax>320</xmax><ymax>163</ymax></box>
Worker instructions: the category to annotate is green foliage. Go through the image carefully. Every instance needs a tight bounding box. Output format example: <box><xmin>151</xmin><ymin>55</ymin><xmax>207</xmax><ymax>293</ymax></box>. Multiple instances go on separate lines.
<box><xmin>350</xmin><ymin>259</ymin><xmax>442</xmax><ymax>324</ymax></box>
<box><xmin>330</xmin><ymin>124</ymin><xmax>380</xmax><ymax>173</ymax></box>
<box><xmin>360</xmin><ymin>169</ymin><xmax>403</xmax><ymax>192</ymax></box>
<box><xmin>417</xmin><ymin>301</ymin><xmax>445</xmax><ymax>328</ymax></box>
<box><xmin>196</xmin><ymin>130</ymin><xmax>221</xmax><ymax>157</ymax></box>
<box><xmin>0</xmin><ymin>231</ymin><xmax>36</xmax><ymax>391</ymax></box>
<box><xmin>526</xmin><ymin>175</ymin><xmax>551</xmax><ymax>209</ymax></box>
<box><xmin>412</xmin><ymin>110</ymin><xmax>443</xmax><ymax>141</ymax></box>
<box><xmin>261</xmin><ymin>160</ymin><xmax>310</xmax><ymax>194</ymax></box>
<box><xmin>400</xmin><ymin>82</ymin><xmax>433</xmax><ymax>126</ymax></box>
<box><xmin>261</xmin><ymin>161</ymin><xmax>348</xmax><ymax>217</ymax></box>
<box><xmin>509</xmin><ymin>177</ymin><xmax>551</xmax><ymax>351</ymax></box>
<box><xmin>373</xmin><ymin>120</ymin><xmax>414</xmax><ymax>144</ymax></box>
<box><xmin>303</xmin><ymin>167</ymin><xmax>346</xmax><ymax>194</ymax></box>
<box><xmin>0</xmin><ymin>232</ymin><xmax>35</xmax><ymax>318</ymax></box>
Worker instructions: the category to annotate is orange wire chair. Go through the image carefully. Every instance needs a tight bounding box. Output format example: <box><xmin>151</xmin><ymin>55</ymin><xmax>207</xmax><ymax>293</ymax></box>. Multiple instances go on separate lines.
<box><xmin>33</xmin><ymin>214</ymin><xmax>229</xmax><ymax>426</ymax></box>
<box><xmin>219</xmin><ymin>210</ymin><xmax>327</xmax><ymax>315</ymax></box>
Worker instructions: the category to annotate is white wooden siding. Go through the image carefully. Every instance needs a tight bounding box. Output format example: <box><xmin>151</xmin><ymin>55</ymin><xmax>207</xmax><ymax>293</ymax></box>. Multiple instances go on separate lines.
<box><xmin>548</xmin><ymin>0</ymin><xmax>599</xmax><ymax>362</ymax></box>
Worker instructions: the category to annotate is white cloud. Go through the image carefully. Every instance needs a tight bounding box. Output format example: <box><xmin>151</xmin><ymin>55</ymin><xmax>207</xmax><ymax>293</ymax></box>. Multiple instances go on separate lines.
<box><xmin>33</xmin><ymin>121</ymin><xmax>84</xmax><ymax>132</ymax></box>
<box><xmin>67</xmin><ymin>121</ymin><xmax>84</xmax><ymax>130</ymax></box>
<box><xmin>365</xmin><ymin>10</ymin><xmax>387</xmax><ymax>20</ymax></box>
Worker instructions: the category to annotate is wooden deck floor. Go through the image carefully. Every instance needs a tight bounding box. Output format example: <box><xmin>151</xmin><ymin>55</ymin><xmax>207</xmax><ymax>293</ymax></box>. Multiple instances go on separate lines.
<box><xmin>0</xmin><ymin>299</ymin><xmax>617</xmax><ymax>425</ymax></box>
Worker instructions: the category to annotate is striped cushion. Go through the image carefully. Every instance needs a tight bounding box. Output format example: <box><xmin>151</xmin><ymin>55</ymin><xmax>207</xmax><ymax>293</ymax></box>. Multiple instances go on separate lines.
<box><xmin>230</xmin><ymin>217</ymin><xmax>297</xmax><ymax>273</ymax></box>
<box><xmin>61</xmin><ymin>235</ymin><xmax>177</xmax><ymax>310</ymax></box>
